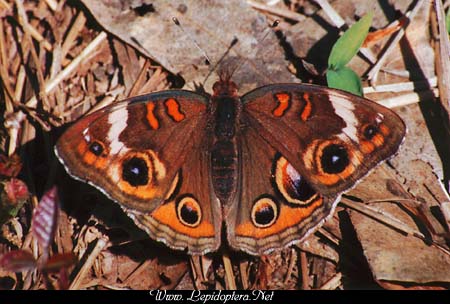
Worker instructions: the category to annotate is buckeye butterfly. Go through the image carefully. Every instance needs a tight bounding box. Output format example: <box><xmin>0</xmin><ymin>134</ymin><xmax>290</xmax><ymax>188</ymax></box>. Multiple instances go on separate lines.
<box><xmin>55</xmin><ymin>74</ymin><xmax>405</xmax><ymax>255</ymax></box>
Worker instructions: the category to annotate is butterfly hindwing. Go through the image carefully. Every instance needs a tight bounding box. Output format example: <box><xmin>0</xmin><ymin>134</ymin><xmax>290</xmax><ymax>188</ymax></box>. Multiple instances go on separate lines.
<box><xmin>226</xmin><ymin>125</ymin><xmax>338</xmax><ymax>255</ymax></box>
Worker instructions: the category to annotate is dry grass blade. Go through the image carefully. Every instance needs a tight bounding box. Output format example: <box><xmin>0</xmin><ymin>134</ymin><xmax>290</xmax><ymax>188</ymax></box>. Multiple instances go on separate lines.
<box><xmin>223</xmin><ymin>253</ymin><xmax>237</xmax><ymax>289</ymax></box>
<box><xmin>299</xmin><ymin>251</ymin><xmax>309</xmax><ymax>290</ymax></box>
<box><xmin>239</xmin><ymin>260</ymin><xmax>249</xmax><ymax>289</ymax></box>
<box><xmin>341</xmin><ymin>198</ymin><xmax>426</xmax><ymax>239</ymax></box>
<box><xmin>367</xmin><ymin>0</ymin><xmax>426</xmax><ymax>83</ymax></box>
<box><xmin>441</xmin><ymin>202</ymin><xmax>450</xmax><ymax>230</ymax></box>
<box><xmin>376</xmin><ymin>89</ymin><xmax>439</xmax><ymax>108</ymax></box>
<box><xmin>364</xmin><ymin>77</ymin><xmax>437</xmax><ymax>94</ymax></box>
<box><xmin>247</xmin><ymin>0</ymin><xmax>306</xmax><ymax>22</ymax></box>
<box><xmin>431</xmin><ymin>0</ymin><xmax>450</xmax><ymax>121</ymax></box>
<box><xmin>69</xmin><ymin>236</ymin><xmax>109</xmax><ymax>290</ymax></box>
<box><xmin>319</xmin><ymin>272</ymin><xmax>342</xmax><ymax>290</ymax></box>
<box><xmin>61</xmin><ymin>12</ymin><xmax>87</xmax><ymax>65</ymax></box>
<box><xmin>313</xmin><ymin>0</ymin><xmax>345</xmax><ymax>28</ymax></box>
<box><xmin>284</xmin><ymin>248</ymin><xmax>297</xmax><ymax>285</ymax></box>
<box><xmin>25</xmin><ymin>32</ymin><xmax>108</xmax><ymax>111</ymax></box>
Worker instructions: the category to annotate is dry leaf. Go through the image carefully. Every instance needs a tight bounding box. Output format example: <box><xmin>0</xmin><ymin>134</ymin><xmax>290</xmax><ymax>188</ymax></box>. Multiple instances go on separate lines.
<box><xmin>80</xmin><ymin>0</ymin><xmax>297</xmax><ymax>91</ymax></box>
<box><xmin>349</xmin><ymin>207</ymin><xmax>450</xmax><ymax>285</ymax></box>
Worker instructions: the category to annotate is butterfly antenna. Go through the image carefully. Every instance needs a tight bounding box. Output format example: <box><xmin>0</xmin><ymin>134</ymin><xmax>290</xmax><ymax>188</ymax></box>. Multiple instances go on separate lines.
<box><xmin>203</xmin><ymin>37</ymin><xmax>239</xmax><ymax>84</ymax></box>
<box><xmin>172</xmin><ymin>17</ymin><xmax>212</xmax><ymax>65</ymax></box>
<box><xmin>228</xmin><ymin>20</ymin><xmax>280</xmax><ymax>78</ymax></box>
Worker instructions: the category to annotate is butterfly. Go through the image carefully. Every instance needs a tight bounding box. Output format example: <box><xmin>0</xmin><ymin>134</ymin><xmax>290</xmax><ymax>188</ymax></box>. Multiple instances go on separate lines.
<box><xmin>55</xmin><ymin>75</ymin><xmax>406</xmax><ymax>255</ymax></box>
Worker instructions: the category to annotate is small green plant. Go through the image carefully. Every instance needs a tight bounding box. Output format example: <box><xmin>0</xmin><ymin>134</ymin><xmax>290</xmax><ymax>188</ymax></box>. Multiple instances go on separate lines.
<box><xmin>326</xmin><ymin>12</ymin><xmax>373</xmax><ymax>96</ymax></box>
<box><xmin>446</xmin><ymin>8</ymin><xmax>450</xmax><ymax>34</ymax></box>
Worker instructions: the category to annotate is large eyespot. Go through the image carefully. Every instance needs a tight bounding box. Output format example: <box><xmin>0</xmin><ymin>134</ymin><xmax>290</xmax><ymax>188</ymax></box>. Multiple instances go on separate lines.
<box><xmin>251</xmin><ymin>197</ymin><xmax>278</xmax><ymax>228</ymax></box>
<box><xmin>274</xmin><ymin>156</ymin><xmax>318</xmax><ymax>205</ymax></box>
<box><xmin>176</xmin><ymin>195</ymin><xmax>202</xmax><ymax>227</ymax></box>
<box><xmin>320</xmin><ymin>144</ymin><xmax>349</xmax><ymax>174</ymax></box>
<box><xmin>122</xmin><ymin>156</ymin><xmax>149</xmax><ymax>186</ymax></box>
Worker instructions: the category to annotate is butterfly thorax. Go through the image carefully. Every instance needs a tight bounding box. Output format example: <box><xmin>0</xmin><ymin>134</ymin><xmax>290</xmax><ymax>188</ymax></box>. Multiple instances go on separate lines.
<box><xmin>210</xmin><ymin>79</ymin><xmax>241</xmax><ymax>204</ymax></box>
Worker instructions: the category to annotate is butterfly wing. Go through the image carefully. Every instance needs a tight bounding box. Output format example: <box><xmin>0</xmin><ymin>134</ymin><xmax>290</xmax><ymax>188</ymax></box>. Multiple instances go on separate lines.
<box><xmin>55</xmin><ymin>91</ymin><xmax>222</xmax><ymax>254</ymax></box>
<box><xmin>226</xmin><ymin>125</ymin><xmax>339</xmax><ymax>255</ymax></box>
<box><xmin>241</xmin><ymin>84</ymin><xmax>406</xmax><ymax>196</ymax></box>
<box><xmin>226</xmin><ymin>84</ymin><xmax>405</xmax><ymax>255</ymax></box>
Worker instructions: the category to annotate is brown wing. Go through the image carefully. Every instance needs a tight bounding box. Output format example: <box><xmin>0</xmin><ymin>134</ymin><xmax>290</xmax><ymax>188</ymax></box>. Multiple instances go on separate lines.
<box><xmin>227</xmin><ymin>84</ymin><xmax>406</xmax><ymax>255</ymax></box>
<box><xmin>241</xmin><ymin>84</ymin><xmax>406</xmax><ymax>197</ymax></box>
<box><xmin>130</xmin><ymin>145</ymin><xmax>222</xmax><ymax>254</ymax></box>
<box><xmin>56</xmin><ymin>90</ymin><xmax>222</xmax><ymax>254</ymax></box>
<box><xmin>226</xmin><ymin>125</ymin><xmax>339</xmax><ymax>255</ymax></box>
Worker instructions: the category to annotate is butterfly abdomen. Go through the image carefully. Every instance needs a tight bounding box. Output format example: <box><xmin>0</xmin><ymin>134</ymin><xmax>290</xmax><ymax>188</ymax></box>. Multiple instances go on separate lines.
<box><xmin>210</xmin><ymin>94</ymin><xmax>240</xmax><ymax>203</ymax></box>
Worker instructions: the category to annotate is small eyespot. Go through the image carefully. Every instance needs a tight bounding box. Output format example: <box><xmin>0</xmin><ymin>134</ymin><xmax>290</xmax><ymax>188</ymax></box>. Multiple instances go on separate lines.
<box><xmin>320</xmin><ymin>144</ymin><xmax>349</xmax><ymax>174</ymax></box>
<box><xmin>363</xmin><ymin>124</ymin><xmax>379</xmax><ymax>140</ymax></box>
<box><xmin>251</xmin><ymin>197</ymin><xmax>278</xmax><ymax>228</ymax></box>
<box><xmin>176</xmin><ymin>196</ymin><xmax>202</xmax><ymax>227</ymax></box>
<box><xmin>89</xmin><ymin>141</ymin><xmax>105</xmax><ymax>156</ymax></box>
<box><xmin>122</xmin><ymin>157</ymin><xmax>149</xmax><ymax>186</ymax></box>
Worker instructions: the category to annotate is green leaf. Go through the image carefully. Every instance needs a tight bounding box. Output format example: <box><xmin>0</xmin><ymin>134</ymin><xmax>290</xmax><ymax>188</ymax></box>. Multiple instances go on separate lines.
<box><xmin>326</xmin><ymin>66</ymin><xmax>363</xmax><ymax>96</ymax></box>
<box><xmin>328</xmin><ymin>12</ymin><xmax>373</xmax><ymax>70</ymax></box>
<box><xmin>447</xmin><ymin>8</ymin><xmax>450</xmax><ymax>34</ymax></box>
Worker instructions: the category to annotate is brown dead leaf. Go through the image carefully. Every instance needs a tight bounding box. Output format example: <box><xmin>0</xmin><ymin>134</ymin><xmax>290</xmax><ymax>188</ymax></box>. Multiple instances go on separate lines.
<box><xmin>80</xmin><ymin>0</ymin><xmax>297</xmax><ymax>92</ymax></box>
<box><xmin>79</xmin><ymin>241</ymin><xmax>188</xmax><ymax>289</ymax></box>
<box><xmin>349</xmin><ymin>207</ymin><xmax>450</xmax><ymax>285</ymax></box>
<box><xmin>297</xmin><ymin>234</ymin><xmax>339</xmax><ymax>263</ymax></box>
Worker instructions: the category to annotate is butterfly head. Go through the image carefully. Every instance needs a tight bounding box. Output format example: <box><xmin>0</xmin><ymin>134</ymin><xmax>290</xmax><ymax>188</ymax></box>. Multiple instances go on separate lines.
<box><xmin>212</xmin><ymin>74</ymin><xmax>238</xmax><ymax>98</ymax></box>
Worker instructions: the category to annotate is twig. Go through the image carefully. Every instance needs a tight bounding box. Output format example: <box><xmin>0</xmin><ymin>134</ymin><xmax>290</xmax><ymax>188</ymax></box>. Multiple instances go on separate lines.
<box><xmin>25</xmin><ymin>31</ymin><xmax>108</xmax><ymax>110</ymax></box>
<box><xmin>61</xmin><ymin>12</ymin><xmax>87</xmax><ymax>65</ymax></box>
<box><xmin>340</xmin><ymin>198</ymin><xmax>426</xmax><ymax>239</ymax></box>
<box><xmin>317</xmin><ymin>227</ymin><xmax>340</xmax><ymax>246</ymax></box>
<box><xmin>366</xmin><ymin>0</ymin><xmax>426</xmax><ymax>84</ymax></box>
<box><xmin>189</xmin><ymin>256</ymin><xmax>205</xmax><ymax>289</ymax></box>
<box><xmin>14</xmin><ymin>65</ymin><xmax>26</xmax><ymax>101</ymax></box>
<box><xmin>441</xmin><ymin>202</ymin><xmax>450</xmax><ymax>231</ymax></box>
<box><xmin>431</xmin><ymin>0</ymin><xmax>450</xmax><ymax>121</ymax></box>
<box><xmin>44</xmin><ymin>0</ymin><xmax>58</xmax><ymax>11</ymax></box>
<box><xmin>363</xmin><ymin>77</ymin><xmax>437</xmax><ymax>94</ymax></box>
<box><xmin>0</xmin><ymin>19</ymin><xmax>14</xmax><ymax>112</ymax></box>
<box><xmin>247</xmin><ymin>0</ymin><xmax>306</xmax><ymax>22</ymax></box>
<box><xmin>69</xmin><ymin>236</ymin><xmax>109</xmax><ymax>290</ymax></box>
<box><xmin>313</xmin><ymin>0</ymin><xmax>345</xmax><ymax>28</ymax></box>
<box><xmin>15</xmin><ymin>0</ymin><xmax>52</xmax><ymax>52</ymax></box>
<box><xmin>284</xmin><ymin>248</ymin><xmax>297</xmax><ymax>285</ymax></box>
<box><xmin>239</xmin><ymin>260</ymin><xmax>249</xmax><ymax>290</ymax></box>
<box><xmin>123</xmin><ymin>259</ymin><xmax>155</xmax><ymax>286</ymax></box>
<box><xmin>299</xmin><ymin>251</ymin><xmax>309</xmax><ymax>290</ymax></box>
<box><xmin>375</xmin><ymin>88</ymin><xmax>439</xmax><ymax>108</ymax></box>
<box><xmin>222</xmin><ymin>253</ymin><xmax>237</xmax><ymax>290</ymax></box>
<box><xmin>0</xmin><ymin>0</ymin><xmax>11</xmax><ymax>9</ymax></box>
<box><xmin>319</xmin><ymin>272</ymin><xmax>342</xmax><ymax>290</ymax></box>
<box><xmin>128</xmin><ymin>60</ymin><xmax>151</xmax><ymax>97</ymax></box>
